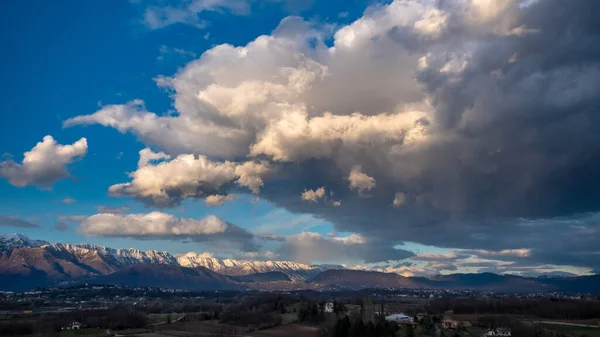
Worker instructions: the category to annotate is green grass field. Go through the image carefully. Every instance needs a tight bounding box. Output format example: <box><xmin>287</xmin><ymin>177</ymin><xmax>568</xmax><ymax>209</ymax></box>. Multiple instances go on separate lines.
<box><xmin>281</xmin><ymin>312</ymin><xmax>299</xmax><ymax>325</ymax></box>
<box><xmin>148</xmin><ymin>313</ymin><xmax>184</xmax><ymax>324</ymax></box>
<box><xmin>541</xmin><ymin>323</ymin><xmax>600</xmax><ymax>337</ymax></box>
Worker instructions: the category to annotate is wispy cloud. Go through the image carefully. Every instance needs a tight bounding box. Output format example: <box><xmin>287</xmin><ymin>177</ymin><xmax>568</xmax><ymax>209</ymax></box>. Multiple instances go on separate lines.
<box><xmin>54</xmin><ymin>221</ymin><xmax>69</xmax><ymax>232</ymax></box>
<box><xmin>95</xmin><ymin>205</ymin><xmax>131</xmax><ymax>214</ymax></box>
<box><xmin>136</xmin><ymin>0</ymin><xmax>250</xmax><ymax>30</ymax></box>
<box><xmin>0</xmin><ymin>216</ymin><xmax>40</xmax><ymax>228</ymax></box>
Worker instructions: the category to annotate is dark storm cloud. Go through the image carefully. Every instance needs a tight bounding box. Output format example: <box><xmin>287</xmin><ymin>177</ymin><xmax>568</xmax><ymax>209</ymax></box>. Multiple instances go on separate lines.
<box><xmin>393</xmin><ymin>261</ymin><xmax>415</xmax><ymax>268</ymax></box>
<box><xmin>425</xmin><ymin>262</ymin><xmax>457</xmax><ymax>271</ymax></box>
<box><xmin>257</xmin><ymin>0</ymin><xmax>600</xmax><ymax>271</ymax></box>
<box><xmin>66</xmin><ymin>0</ymin><xmax>600</xmax><ymax>269</ymax></box>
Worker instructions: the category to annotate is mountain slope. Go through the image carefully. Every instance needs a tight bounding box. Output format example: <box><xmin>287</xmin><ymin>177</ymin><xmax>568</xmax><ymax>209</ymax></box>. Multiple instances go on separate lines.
<box><xmin>308</xmin><ymin>269</ymin><xmax>422</xmax><ymax>289</ymax></box>
<box><xmin>540</xmin><ymin>274</ymin><xmax>600</xmax><ymax>293</ymax></box>
<box><xmin>94</xmin><ymin>264</ymin><xmax>242</xmax><ymax>290</ymax></box>
<box><xmin>0</xmin><ymin>245</ymin><xmax>119</xmax><ymax>290</ymax></box>
<box><xmin>0</xmin><ymin>239</ymin><xmax>180</xmax><ymax>291</ymax></box>
<box><xmin>0</xmin><ymin>235</ymin><xmax>330</xmax><ymax>283</ymax></box>
<box><xmin>233</xmin><ymin>271</ymin><xmax>292</xmax><ymax>283</ymax></box>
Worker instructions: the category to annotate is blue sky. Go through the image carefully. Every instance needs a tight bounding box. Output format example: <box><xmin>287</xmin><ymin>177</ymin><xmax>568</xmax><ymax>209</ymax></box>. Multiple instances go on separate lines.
<box><xmin>1</xmin><ymin>0</ymin><xmax>598</xmax><ymax>277</ymax></box>
<box><xmin>0</xmin><ymin>0</ymin><xmax>392</xmax><ymax>255</ymax></box>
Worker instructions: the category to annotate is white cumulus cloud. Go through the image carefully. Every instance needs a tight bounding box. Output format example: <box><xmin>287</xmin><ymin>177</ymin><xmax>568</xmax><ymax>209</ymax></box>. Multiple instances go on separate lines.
<box><xmin>392</xmin><ymin>192</ymin><xmax>406</xmax><ymax>208</ymax></box>
<box><xmin>108</xmin><ymin>150</ymin><xmax>272</xmax><ymax>207</ymax></box>
<box><xmin>348</xmin><ymin>166</ymin><xmax>376</xmax><ymax>195</ymax></box>
<box><xmin>0</xmin><ymin>136</ymin><xmax>87</xmax><ymax>188</ymax></box>
<box><xmin>205</xmin><ymin>194</ymin><xmax>236</xmax><ymax>207</ymax></box>
<box><xmin>78</xmin><ymin>211</ymin><xmax>259</xmax><ymax>251</ymax></box>
<box><xmin>301</xmin><ymin>187</ymin><xmax>326</xmax><ymax>203</ymax></box>
<box><xmin>138</xmin><ymin>148</ymin><xmax>170</xmax><ymax>168</ymax></box>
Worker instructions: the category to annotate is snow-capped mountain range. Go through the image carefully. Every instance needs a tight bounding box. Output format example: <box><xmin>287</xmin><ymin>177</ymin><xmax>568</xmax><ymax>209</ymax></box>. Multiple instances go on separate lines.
<box><xmin>77</xmin><ymin>243</ymin><xmax>178</xmax><ymax>265</ymax></box>
<box><xmin>0</xmin><ymin>233</ymin><xmax>50</xmax><ymax>251</ymax></box>
<box><xmin>176</xmin><ymin>252</ymin><xmax>335</xmax><ymax>280</ymax></box>
<box><xmin>2</xmin><ymin>234</ymin><xmax>599</xmax><ymax>293</ymax></box>
<box><xmin>0</xmin><ymin>234</ymin><xmax>339</xmax><ymax>280</ymax></box>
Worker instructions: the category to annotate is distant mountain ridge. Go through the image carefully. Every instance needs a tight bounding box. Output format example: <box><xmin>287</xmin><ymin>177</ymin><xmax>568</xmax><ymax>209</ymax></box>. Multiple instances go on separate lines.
<box><xmin>0</xmin><ymin>234</ymin><xmax>328</xmax><ymax>279</ymax></box>
<box><xmin>1</xmin><ymin>234</ymin><xmax>599</xmax><ymax>293</ymax></box>
<box><xmin>307</xmin><ymin>270</ymin><xmax>600</xmax><ymax>293</ymax></box>
<box><xmin>308</xmin><ymin>269</ymin><xmax>420</xmax><ymax>289</ymax></box>
<box><xmin>95</xmin><ymin>264</ymin><xmax>242</xmax><ymax>291</ymax></box>
<box><xmin>0</xmin><ymin>234</ymin><xmax>337</xmax><ymax>289</ymax></box>
<box><xmin>233</xmin><ymin>271</ymin><xmax>292</xmax><ymax>283</ymax></box>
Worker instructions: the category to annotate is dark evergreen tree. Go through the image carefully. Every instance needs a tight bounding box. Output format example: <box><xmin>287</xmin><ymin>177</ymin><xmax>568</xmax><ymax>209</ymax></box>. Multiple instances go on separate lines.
<box><xmin>350</xmin><ymin>320</ymin><xmax>365</xmax><ymax>337</ymax></box>
<box><xmin>405</xmin><ymin>324</ymin><xmax>415</xmax><ymax>337</ymax></box>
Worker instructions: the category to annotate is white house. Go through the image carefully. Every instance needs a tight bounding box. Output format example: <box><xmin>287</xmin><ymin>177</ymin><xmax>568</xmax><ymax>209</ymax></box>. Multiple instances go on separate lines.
<box><xmin>385</xmin><ymin>313</ymin><xmax>413</xmax><ymax>325</ymax></box>
<box><xmin>324</xmin><ymin>302</ymin><xmax>334</xmax><ymax>313</ymax></box>
<box><xmin>483</xmin><ymin>328</ymin><xmax>511</xmax><ymax>336</ymax></box>
<box><xmin>62</xmin><ymin>322</ymin><xmax>82</xmax><ymax>330</ymax></box>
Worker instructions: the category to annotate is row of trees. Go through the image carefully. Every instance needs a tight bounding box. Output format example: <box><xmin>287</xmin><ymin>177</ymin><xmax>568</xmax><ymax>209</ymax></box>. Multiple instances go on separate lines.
<box><xmin>219</xmin><ymin>295</ymin><xmax>296</xmax><ymax>328</ymax></box>
<box><xmin>298</xmin><ymin>303</ymin><xmax>326</xmax><ymax>324</ymax></box>
<box><xmin>322</xmin><ymin>316</ymin><xmax>400</xmax><ymax>337</ymax></box>
<box><xmin>142</xmin><ymin>299</ymin><xmax>225</xmax><ymax>314</ymax></box>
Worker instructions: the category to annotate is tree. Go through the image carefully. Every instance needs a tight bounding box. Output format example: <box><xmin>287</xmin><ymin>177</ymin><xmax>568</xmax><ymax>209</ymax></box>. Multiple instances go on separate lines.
<box><xmin>334</xmin><ymin>316</ymin><xmax>351</xmax><ymax>337</ymax></box>
<box><xmin>310</xmin><ymin>303</ymin><xmax>319</xmax><ymax>324</ymax></box>
<box><xmin>334</xmin><ymin>301</ymin><xmax>346</xmax><ymax>314</ymax></box>
<box><xmin>167</xmin><ymin>314</ymin><xmax>172</xmax><ymax>324</ymax></box>
<box><xmin>405</xmin><ymin>324</ymin><xmax>415</xmax><ymax>337</ymax></box>
<box><xmin>350</xmin><ymin>320</ymin><xmax>365</xmax><ymax>337</ymax></box>
<box><xmin>422</xmin><ymin>316</ymin><xmax>435</xmax><ymax>334</ymax></box>
<box><xmin>366</xmin><ymin>321</ymin><xmax>376</xmax><ymax>337</ymax></box>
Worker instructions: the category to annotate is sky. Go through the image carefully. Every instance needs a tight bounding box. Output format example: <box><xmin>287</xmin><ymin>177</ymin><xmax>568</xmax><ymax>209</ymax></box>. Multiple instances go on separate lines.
<box><xmin>0</xmin><ymin>0</ymin><xmax>599</xmax><ymax>277</ymax></box>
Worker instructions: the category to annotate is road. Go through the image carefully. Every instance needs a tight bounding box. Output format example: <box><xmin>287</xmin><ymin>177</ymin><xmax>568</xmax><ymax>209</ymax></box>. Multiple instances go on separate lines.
<box><xmin>534</xmin><ymin>321</ymin><xmax>600</xmax><ymax>328</ymax></box>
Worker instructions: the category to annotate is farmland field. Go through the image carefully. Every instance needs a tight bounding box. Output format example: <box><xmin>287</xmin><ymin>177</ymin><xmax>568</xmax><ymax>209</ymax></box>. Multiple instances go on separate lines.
<box><xmin>148</xmin><ymin>313</ymin><xmax>185</xmax><ymax>324</ymax></box>
<box><xmin>156</xmin><ymin>320</ymin><xmax>248</xmax><ymax>335</ymax></box>
<box><xmin>243</xmin><ymin>324</ymin><xmax>319</xmax><ymax>337</ymax></box>
<box><xmin>540</xmin><ymin>323</ymin><xmax>600</xmax><ymax>337</ymax></box>
<box><xmin>58</xmin><ymin>328</ymin><xmax>109</xmax><ymax>337</ymax></box>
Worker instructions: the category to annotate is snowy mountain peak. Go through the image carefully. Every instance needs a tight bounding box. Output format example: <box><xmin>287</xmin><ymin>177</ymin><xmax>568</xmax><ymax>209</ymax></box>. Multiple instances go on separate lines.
<box><xmin>77</xmin><ymin>243</ymin><xmax>178</xmax><ymax>265</ymax></box>
<box><xmin>176</xmin><ymin>252</ymin><xmax>328</xmax><ymax>280</ymax></box>
<box><xmin>0</xmin><ymin>233</ymin><xmax>49</xmax><ymax>251</ymax></box>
